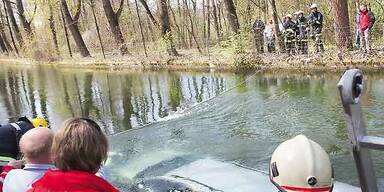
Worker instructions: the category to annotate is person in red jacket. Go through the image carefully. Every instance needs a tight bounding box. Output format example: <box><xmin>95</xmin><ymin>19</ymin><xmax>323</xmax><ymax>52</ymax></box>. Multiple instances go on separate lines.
<box><xmin>29</xmin><ymin>118</ymin><xmax>119</xmax><ymax>192</ymax></box>
<box><xmin>359</xmin><ymin>4</ymin><xmax>375</xmax><ymax>53</ymax></box>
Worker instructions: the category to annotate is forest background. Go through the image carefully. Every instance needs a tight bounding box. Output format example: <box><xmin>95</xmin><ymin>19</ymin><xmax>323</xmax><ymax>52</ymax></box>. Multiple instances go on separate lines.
<box><xmin>0</xmin><ymin>0</ymin><xmax>382</xmax><ymax>68</ymax></box>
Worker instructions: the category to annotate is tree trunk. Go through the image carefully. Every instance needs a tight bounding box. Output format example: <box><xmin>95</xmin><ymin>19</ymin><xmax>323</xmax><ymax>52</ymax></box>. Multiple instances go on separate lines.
<box><xmin>207</xmin><ymin>0</ymin><xmax>211</xmax><ymax>45</ymax></box>
<box><xmin>169</xmin><ymin>3</ymin><xmax>186</xmax><ymax>48</ymax></box>
<box><xmin>60</xmin><ymin>7</ymin><xmax>72</xmax><ymax>57</ymax></box>
<box><xmin>295</xmin><ymin>0</ymin><xmax>300</xmax><ymax>10</ymax></box>
<box><xmin>211</xmin><ymin>0</ymin><xmax>220</xmax><ymax>40</ymax></box>
<box><xmin>101</xmin><ymin>0</ymin><xmax>129</xmax><ymax>55</ymax></box>
<box><xmin>2</xmin><ymin>0</ymin><xmax>18</xmax><ymax>54</ymax></box>
<box><xmin>270</xmin><ymin>0</ymin><xmax>283</xmax><ymax>52</ymax></box>
<box><xmin>184</xmin><ymin>0</ymin><xmax>202</xmax><ymax>53</ymax></box>
<box><xmin>91</xmin><ymin>0</ymin><xmax>106</xmax><ymax>59</ymax></box>
<box><xmin>49</xmin><ymin>4</ymin><xmax>60</xmax><ymax>56</ymax></box>
<box><xmin>138</xmin><ymin>0</ymin><xmax>158</xmax><ymax>27</ymax></box>
<box><xmin>159</xmin><ymin>0</ymin><xmax>179</xmax><ymax>56</ymax></box>
<box><xmin>4</xmin><ymin>0</ymin><xmax>23</xmax><ymax>47</ymax></box>
<box><xmin>0</xmin><ymin>6</ymin><xmax>13</xmax><ymax>52</ymax></box>
<box><xmin>330</xmin><ymin>0</ymin><xmax>352</xmax><ymax>50</ymax></box>
<box><xmin>15</xmin><ymin>0</ymin><xmax>33</xmax><ymax>37</ymax></box>
<box><xmin>222</xmin><ymin>0</ymin><xmax>239</xmax><ymax>34</ymax></box>
<box><xmin>264</xmin><ymin>0</ymin><xmax>268</xmax><ymax>23</ymax></box>
<box><xmin>0</xmin><ymin>34</ymin><xmax>8</xmax><ymax>53</ymax></box>
<box><xmin>60</xmin><ymin>0</ymin><xmax>91</xmax><ymax>57</ymax></box>
<box><xmin>134</xmin><ymin>0</ymin><xmax>148</xmax><ymax>57</ymax></box>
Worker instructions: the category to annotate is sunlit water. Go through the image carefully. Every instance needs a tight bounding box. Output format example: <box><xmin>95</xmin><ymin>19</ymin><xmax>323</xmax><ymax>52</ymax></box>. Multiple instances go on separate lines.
<box><xmin>0</xmin><ymin>64</ymin><xmax>383</xmax><ymax>190</ymax></box>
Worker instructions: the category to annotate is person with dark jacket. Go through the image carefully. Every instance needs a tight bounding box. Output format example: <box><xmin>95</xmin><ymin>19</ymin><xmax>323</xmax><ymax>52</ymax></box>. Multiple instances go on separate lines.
<box><xmin>308</xmin><ymin>4</ymin><xmax>324</xmax><ymax>52</ymax></box>
<box><xmin>0</xmin><ymin>117</ymin><xmax>34</xmax><ymax>161</ymax></box>
<box><xmin>0</xmin><ymin>117</ymin><xmax>40</xmax><ymax>192</ymax></box>
<box><xmin>358</xmin><ymin>4</ymin><xmax>375</xmax><ymax>53</ymax></box>
<box><xmin>296</xmin><ymin>11</ymin><xmax>309</xmax><ymax>54</ymax></box>
<box><xmin>283</xmin><ymin>14</ymin><xmax>298</xmax><ymax>55</ymax></box>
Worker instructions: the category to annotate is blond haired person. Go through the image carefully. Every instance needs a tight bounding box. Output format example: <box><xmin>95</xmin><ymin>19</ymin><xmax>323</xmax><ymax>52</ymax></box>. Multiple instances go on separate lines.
<box><xmin>29</xmin><ymin>118</ymin><xmax>118</xmax><ymax>192</ymax></box>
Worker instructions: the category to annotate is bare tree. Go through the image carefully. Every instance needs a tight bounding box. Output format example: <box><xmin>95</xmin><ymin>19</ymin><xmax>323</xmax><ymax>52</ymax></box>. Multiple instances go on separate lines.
<box><xmin>138</xmin><ymin>0</ymin><xmax>158</xmax><ymax>27</ymax></box>
<box><xmin>15</xmin><ymin>0</ymin><xmax>36</xmax><ymax>37</ymax></box>
<box><xmin>60</xmin><ymin>0</ymin><xmax>91</xmax><ymax>57</ymax></box>
<box><xmin>211</xmin><ymin>0</ymin><xmax>220</xmax><ymax>40</ymax></box>
<box><xmin>60</xmin><ymin>6</ymin><xmax>72</xmax><ymax>57</ymax></box>
<box><xmin>159</xmin><ymin>0</ymin><xmax>179</xmax><ymax>56</ymax></box>
<box><xmin>222</xmin><ymin>0</ymin><xmax>239</xmax><ymax>33</ymax></box>
<box><xmin>90</xmin><ymin>0</ymin><xmax>106</xmax><ymax>58</ymax></box>
<box><xmin>0</xmin><ymin>6</ymin><xmax>13</xmax><ymax>52</ymax></box>
<box><xmin>102</xmin><ymin>0</ymin><xmax>129</xmax><ymax>55</ymax></box>
<box><xmin>330</xmin><ymin>0</ymin><xmax>352</xmax><ymax>50</ymax></box>
<box><xmin>4</xmin><ymin>0</ymin><xmax>23</xmax><ymax>47</ymax></box>
<box><xmin>134</xmin><ymin>0</ymin><xmax>148</xmax><ymax>56</ymax></box>
<box><xmin>2</xmin><ymin>0</ymin><xmax>18</xmax><ymax>54</ymax></box>
<box><xmin>270</xmin><ymin>0</ymin><xmax>283</xmax><ymax>52</ymax></box>
<box><xmin>48</xmin><ymin>3</ymin><xmax>60</xmax><ymax>55</ymax></box>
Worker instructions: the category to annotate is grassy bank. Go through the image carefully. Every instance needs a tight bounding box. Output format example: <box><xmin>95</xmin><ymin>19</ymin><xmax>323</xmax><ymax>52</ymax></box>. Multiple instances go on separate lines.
<box><xmin>1</xmin><ymin>48</ymin><xmax>384</xmax><ymax>72</ymax></box>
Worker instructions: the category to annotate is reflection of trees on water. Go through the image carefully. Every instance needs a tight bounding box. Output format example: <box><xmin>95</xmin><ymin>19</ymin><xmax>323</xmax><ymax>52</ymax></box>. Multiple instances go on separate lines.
<box><xmin>0</xmin><ymin>67</ymin><xmax>228</xmax><ymax>134</ymax></box>
<box><xmin>0</xmin><ymin>67</ymin><xmax>381</xmax><ymax>138</ymax></box>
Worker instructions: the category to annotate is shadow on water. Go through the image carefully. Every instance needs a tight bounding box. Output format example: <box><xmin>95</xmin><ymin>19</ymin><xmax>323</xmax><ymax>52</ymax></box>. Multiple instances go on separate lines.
<box><xmin>0</xmin><ymin>65</ymin><xmax>384</xmax><ymax>190</ymax></box>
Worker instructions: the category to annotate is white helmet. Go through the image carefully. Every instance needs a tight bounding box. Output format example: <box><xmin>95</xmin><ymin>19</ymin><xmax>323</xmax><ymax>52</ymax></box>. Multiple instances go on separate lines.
<box><xmin>286</xmin><ymin>14</ymin><xmax>293</xmax><ymax>19</ymax></box>
<box><xmin>310</xmin><ymin>4</ymin><xmax>318</xmax><ymax>9</ymax></box>
<box><xmin>269</xmin><ymin>135</ymin><xmax>334</xmax><ymax>192</ymax></box>
<box><xmin>298</xmin><ymin>10</ymin><xmax>304</xmax><ymax>15</ymax></box>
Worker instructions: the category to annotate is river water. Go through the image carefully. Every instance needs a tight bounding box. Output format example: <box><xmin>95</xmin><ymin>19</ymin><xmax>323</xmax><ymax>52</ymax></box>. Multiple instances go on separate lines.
<box><xmin>0</xmin><ymin>64</ymin><xmax>383</xmax><ymax>190</ymax></box>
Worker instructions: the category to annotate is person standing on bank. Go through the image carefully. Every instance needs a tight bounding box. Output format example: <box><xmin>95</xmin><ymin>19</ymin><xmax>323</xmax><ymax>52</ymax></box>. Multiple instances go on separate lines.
<box><xmin>308</xmin><ymin>4</ymin><xmax>324</xmax><ymax>53</ymax></box>
<box><xmin>264</xmin><ymin>19</ymin><xmax>276</xmax><ymax>53</ymax></box>
<box><xmin>283</xmin><ymin>14</ymin><xmax>298</xmax><ymax>55</ymax></box>
<box><xmin>252</xmin><ymin>19</ymin><xmax>266</xmax><ymax>53</ymax></box>
<box><xmin>359</xmin><ymin>4</ymin><xmax>375</xmax><ymax>53</ymax></box>
<box><xmin>296</xmin><ymin>11</ymin><xmax>309</xmax><ymax>54</ymax></box>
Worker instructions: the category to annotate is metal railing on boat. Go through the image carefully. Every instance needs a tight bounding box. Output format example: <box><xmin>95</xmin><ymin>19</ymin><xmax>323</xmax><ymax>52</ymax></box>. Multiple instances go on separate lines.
<box><xmin>338</xmin><ymin>69</ymin><xmax>382</xmax><ymax>192</ymax></box>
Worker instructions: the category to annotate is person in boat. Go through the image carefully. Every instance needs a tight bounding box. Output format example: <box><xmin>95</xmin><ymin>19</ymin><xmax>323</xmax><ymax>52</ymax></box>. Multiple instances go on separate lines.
<box><xmin>269</xmin><ymin>135</ymin><xmax>334</xmax><ymax>192</ymax></box>
<box><xmin>358</xmin><ymin>4</ymin><xmax>375</xmax><ymax>53</ymax></box>
<box><xmin>283</xmin><ymin>14</ymin><xmax>298</xmax><ymax>55</ymax></box>
<box><xmin>0</xmin><ymin>117</ymin><xmax>48</xmax><ymax>191</ymax></box>
<box><xmin>29</xmin><ymin>117</ymin><xmax>118</xmax><ymax>192</ymax></box>
<box><xmin>308</xmin><ymin>4</ymin><xmax>325</xmax><ymax>53</ymax></box>
<box><xmin>0</xmin><ymin>117</ymin><xmax>48</xmax><ymax>167</ymax></box>
<box><xmin>2</xmin><ymin>127</ymin><xmax>55</xmax><ymax>192</ymax></box>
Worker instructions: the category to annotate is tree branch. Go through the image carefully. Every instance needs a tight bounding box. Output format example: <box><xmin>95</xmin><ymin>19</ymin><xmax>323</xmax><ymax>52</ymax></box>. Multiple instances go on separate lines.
<box><xmin>73</xmin><ymin>0</ymin><xmax>82</xmax><ymax>21</ymax></box>
<box><xmin>27</xmin><ymin>3</ymin><xmax>37</xmax><ymax>25</ymax></box>
<box><xmin>115</xmin><ymin>0</ymin><xmax>124</xmax><ymax>18</ymax></box>
<box><xmin>138</xmin><ymin>0</ymin><xmax>158</xmax><ymax>27</ymax></box>
<box><xmin>3</xmin><ymin>0</ymin><xmax>15</xmax><ymax>5</ymax></box>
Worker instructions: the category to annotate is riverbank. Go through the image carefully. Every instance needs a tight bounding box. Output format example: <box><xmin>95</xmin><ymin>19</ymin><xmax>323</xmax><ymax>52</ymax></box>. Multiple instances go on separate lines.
<box><xmin>1</xmin><ymin>48</ymin><xmax>384</xmax><ymax>72</ymax></box>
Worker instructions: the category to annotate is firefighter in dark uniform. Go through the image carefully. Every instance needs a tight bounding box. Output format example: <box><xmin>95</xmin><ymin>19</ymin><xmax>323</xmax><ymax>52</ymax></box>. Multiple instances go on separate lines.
<box><xmin>283</xmin><ymin>14</ymin><xmax>298</xmax><ymax>55</ymax></box>
<box><xmin>308</xmin><ymin>4</ymin><xmax>324</xmax><ymax>53</ymax></box>
<box><xmin>296</xmin><ymin>11</ymin><xmax>309</xmax><ymax>54</ymax></box>
<box><xmin>0</xmin><ymin>117</ymin><xmax>48</xmax><ymax>171</ymax></box>
<box><xmin>252</xmin><ymin>19</ymin><xmax>266</xmax><ymax>53</ymax></box>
